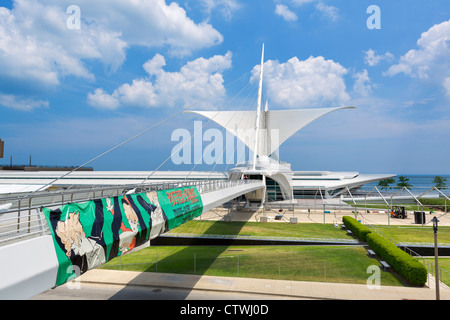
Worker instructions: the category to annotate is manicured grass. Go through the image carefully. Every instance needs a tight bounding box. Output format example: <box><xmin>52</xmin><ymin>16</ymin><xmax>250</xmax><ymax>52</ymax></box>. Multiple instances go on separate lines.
<box><xmin>169</xmin><ymin>220</ymin><xmax>450</xmax><ymax>244</ymax></box>
<box><xmin>168</xmin><ymin>220</ymin><xmax>350</xmax><ymax>240</ymax></box>
<box><xmin>422</xmin><ymin>257</ymin><xmax>450</xmax><ymax>286</ymax></box>
<box><xmin>374</xmin><ymin>225</ymin><xmax>450</xmax><ymax>245</ymax></box>
<box><xmin>99</xmin><ymin>220</ymin><xmax>450</xmax><ymax>287</ymax></box>
<box><xmin>101</xmin><ymin>245</ymin><xmax>404</xmax><ymax>286</ymax></box>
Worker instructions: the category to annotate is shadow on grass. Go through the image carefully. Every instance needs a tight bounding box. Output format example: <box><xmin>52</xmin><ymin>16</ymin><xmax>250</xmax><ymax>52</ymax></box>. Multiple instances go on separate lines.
<box><xmin>109</xmin><ymin>210</ymin><xmax>251</xmax><ymax>299</ymax></box>
<box><xmin>106</xmin><ymin>213</ymin><xmax>410</xmax><ymax>299</ymax></box>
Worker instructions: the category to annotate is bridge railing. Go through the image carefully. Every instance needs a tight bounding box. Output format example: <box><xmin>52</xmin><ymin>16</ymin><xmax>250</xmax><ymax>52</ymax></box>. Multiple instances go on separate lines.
<box><xmin>0</xmin><ymin>178</ymin><xmax>260</xmax><ymax>247</ymax></box>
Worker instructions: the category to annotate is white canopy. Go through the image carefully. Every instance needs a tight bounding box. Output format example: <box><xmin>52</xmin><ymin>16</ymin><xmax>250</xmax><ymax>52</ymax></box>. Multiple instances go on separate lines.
<box><xmin>186</xmin><ymin>106</ymin><xmax>355</xmax><ymax>157</ymax></box>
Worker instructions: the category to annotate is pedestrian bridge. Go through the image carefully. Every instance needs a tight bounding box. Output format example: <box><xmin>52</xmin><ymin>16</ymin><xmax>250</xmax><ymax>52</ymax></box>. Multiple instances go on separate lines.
<box><xmin>0</xmin><ymin>179</ymin><xmax>265</xmax><ymax>299</ymax></box>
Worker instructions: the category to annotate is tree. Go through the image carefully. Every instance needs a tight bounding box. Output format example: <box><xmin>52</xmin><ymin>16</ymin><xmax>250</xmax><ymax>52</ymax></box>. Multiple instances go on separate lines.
<box><xmin>377</xmin><ymin>178</ymin><xmax>395</xmax><ymax>190</ymax></box>
<box><xmin>396</xmin><ymin>176</ymin><xmax>413</xmax><ymax>189</ymax></box>
<box><xmin>433</xmin><ymin>176</ymin><xmax>447</xmax><ymax>190</ymax></box>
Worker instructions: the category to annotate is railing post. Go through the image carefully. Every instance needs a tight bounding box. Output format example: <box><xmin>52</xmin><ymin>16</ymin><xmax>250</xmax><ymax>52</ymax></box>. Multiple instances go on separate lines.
<box><xmin>17</xmin><ymin>199</ymin><xmax>21</xmax><ymax>233</ymax></box>
<box><xmin>28</xmin><ymin>197</ymin><xmax>32</xmax><ymax>233</ymax></box>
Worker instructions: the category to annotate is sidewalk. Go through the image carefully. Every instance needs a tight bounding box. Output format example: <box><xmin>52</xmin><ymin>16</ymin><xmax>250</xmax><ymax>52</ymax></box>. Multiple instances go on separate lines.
<box><xmin>80</xmin><ymin>269</ymin><xmax>450</xmax><ymax>300</ymax></box>
<box><xmin>199</xmin><ymin>208</ymin><xmax>450</xmax><ymax>227</ymax></box>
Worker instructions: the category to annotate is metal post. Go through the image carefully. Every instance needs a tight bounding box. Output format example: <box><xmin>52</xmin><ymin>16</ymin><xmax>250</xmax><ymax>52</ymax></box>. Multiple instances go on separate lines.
<box><xmin>389</xmin><ymin>197</ymin><xmax>392</xmax><ymax>226</ymax></box>
<box><xmin>17</xmin><ymin>200</ymin><xmax>21</xmax><ymax>233</ymax></box>
<box><xmin>27</xmin><ymin>197</ymin><xmax>32</xmax><ymax>233</ymax></box>
<box><xmin>432</xmin><ymin>216</ymin><xmax>440</xmax><ymax>300</ymax></box>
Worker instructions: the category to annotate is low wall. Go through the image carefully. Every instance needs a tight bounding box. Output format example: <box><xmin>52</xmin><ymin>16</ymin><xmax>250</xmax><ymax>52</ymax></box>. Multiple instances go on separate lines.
<box><xmin>0</xmin><ymin>235</ymin><xmax>58</xmax><ymax>300</ymax></box>
<box><xmin>151</xmin><ymin>234</ymin><xmax>363</xmax><ymax>246</ymax></box>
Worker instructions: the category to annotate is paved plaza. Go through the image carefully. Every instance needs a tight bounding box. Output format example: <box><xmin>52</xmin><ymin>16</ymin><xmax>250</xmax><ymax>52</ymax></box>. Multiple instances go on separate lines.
<box><xmin>35</xmin><ymin>269</ymin><xmax>449</xmax><ymax>300</ymax></box>
<box><xmin>198</xmin><ymin>207</ymin><xmax>450</xmax><ymax>227</ymax></box>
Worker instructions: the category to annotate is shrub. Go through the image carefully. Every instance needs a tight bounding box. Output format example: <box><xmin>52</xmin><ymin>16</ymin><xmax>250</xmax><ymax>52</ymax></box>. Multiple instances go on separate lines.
<box><xmin>342</xmin><ymin>216</ymin><xmax>372</xmax><ymax>242</ymax></box>
<box><xmin>342</xmin><ymin>216</ymin><xmax>428</xmax><ymax>286</ymax></box>
<box><xmin>366</xmin><ymin>233</ymin><xmax>428</xmax><ymax>286</ymax></box>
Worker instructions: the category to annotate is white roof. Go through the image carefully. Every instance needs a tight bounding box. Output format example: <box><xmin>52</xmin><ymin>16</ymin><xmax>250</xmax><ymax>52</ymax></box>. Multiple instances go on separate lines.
<box><xmin>292</xmin><ymin>172</ymin><xmax>396</xmax><ymax>190</ymax></box>
<box><xmin>187</xmin><ymin>107</ymin><xmax>355</xmax><ymax>157</ymax></box>
<box><xmin>0</xmin><ymin>184</ymin><xmax>50</xmax><ymax>195</ymax></box>
<box><xmin>0</xmin><ymin>171</ymin><xmax>228</xmax><ymax>186</ymax></box>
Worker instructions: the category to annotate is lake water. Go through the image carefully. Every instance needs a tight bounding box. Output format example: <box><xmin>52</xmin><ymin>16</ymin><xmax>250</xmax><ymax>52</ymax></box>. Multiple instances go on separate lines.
<box><xmin>362</xmin><ymin>174</ymin><xmax>450</xmax><ymax>194</ymax></box>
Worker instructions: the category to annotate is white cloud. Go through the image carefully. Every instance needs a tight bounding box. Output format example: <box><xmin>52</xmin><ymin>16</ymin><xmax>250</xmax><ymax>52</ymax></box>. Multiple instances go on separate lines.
<box><xmin>88</xmin><ymin>52</ymin><xmax>233</xmax><ymax>109</ymax></box>
<box><xmin>364</xmin><ymin>49</ymin><xmax>394</xmax><ymax>67</ymax></box>
<box><xmin>0</xmin><ymin>0</ymin><xmax>223</xmax><ymax>110</ymax></box>
<box><xmin>275</xmin><ymin>4</ymin><xmax>298</xmax><ymax>22</ymax></box>
<box><xmin>352</xmin><ymin>69</ymin><xmax>373</xmax><ymax>97</ymax></box>
<box><xmin>0</xmin><ymin>2</ymin><xmax>127</xmax><ymax>82</ymax></box>
<box><xmin>143</xmin><ymin>54</ymin><xmax>167</xmax><ymax>76</ymax></box>
<box><xmin>315</xmin><ymin>2</ymin><xmax>339</xmax><ymax>21</ymax></box>
<box><xmin>199</xmin><ymin>0</ymin><xmax>241</xmax><ymax>20</ymax></box>
<box><xmin>0</xmin><ymin>93</ymin><xmax>49</xmax><ymax>111</ymax></box>
<box><xmin>87</xmin><ymin>89</ymin><xmax>120</xmax><ymax>110</ymax></box>
<box><xmin>280</xmin><ymin>0</ymin><xmax>339</xmax><ymax>22</ymax></box>
<box><xmin>385</xmin><ymin>19</ymin><xmax>450</xmax><ymax>93</ymax></box>
<box><xmin>252</xmin><ymin>55</ymin><xmax>350</xmax><ymax>108</ymax></box>
<box><xmin>46</xmin><ymin>0</ymin><xmax>224</xmax><ymax>55</ymax></box>
<box><xmin>444</xmin><ymin>77</ymin><xmax>450</xmax><ymax>98</ymax></box>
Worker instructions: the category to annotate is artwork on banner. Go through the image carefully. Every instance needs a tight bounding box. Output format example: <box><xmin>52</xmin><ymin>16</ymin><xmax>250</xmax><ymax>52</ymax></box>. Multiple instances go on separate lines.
<box><xmin>42</xmin><ymin>187</ymin><xmax>203</xmax><ymax>286</ymax></box>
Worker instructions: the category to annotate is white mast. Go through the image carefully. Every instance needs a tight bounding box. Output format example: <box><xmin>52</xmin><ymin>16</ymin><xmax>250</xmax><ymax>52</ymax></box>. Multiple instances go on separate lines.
<box><xmin>253</xmin><ymin>43</ymin><xmax>264</xmax><ymax>170</ymax></box>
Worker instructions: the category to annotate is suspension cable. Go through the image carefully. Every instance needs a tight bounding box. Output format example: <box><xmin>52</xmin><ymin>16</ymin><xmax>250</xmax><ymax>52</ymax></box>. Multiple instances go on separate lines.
<box><xmin>139</xmin><ymin>76</ymin><xmax>254</xmax><ymax>185</ymax></box>
<box><xmin>11</xmin><ymin>70</ymin><xmax>252</xmax><ymax>205</ymax></box>
<box><xmin>184</xmin><ymin>80</ymin><xmax>257</xmax><ymax>181</ymax></box>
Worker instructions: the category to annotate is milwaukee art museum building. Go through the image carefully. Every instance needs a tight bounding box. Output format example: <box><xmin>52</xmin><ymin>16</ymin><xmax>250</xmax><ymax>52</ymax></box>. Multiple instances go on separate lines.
<box><xmin>0</xmin><ymin>99</ymin><xmax>394</xmax><ymax>206</ymax></box>
<box><xmin>0</xmin><ymin>46</ymin><xmax>394</xmax><ymax>205</ymax></box>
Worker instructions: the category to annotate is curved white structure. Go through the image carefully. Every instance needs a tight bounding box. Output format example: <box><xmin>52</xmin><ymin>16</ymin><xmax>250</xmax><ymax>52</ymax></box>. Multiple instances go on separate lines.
<box><xmin>187</xmin><ymin>45</ymin><xmax>392</xmax><ymax>203</ymax></box>
<box><xmin>186</xmin><ymin>106</ymin><xmax>355</xmax><ymax>159</ymax></box>
<box><xmin>0</xmin><ymin>46</ymin><xmax>394</xmax><ymax>203</ymax></box>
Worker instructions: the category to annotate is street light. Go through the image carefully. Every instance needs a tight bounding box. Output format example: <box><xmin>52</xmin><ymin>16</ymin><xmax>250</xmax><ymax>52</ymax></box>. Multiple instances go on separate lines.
<box><xmin>432</xmin><ymin>216</ymin><xmax>440</xmax><ymax>300</ymax></box>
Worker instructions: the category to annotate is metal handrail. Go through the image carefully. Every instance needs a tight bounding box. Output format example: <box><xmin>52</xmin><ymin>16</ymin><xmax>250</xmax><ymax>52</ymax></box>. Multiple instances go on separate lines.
<box><xmin>0</xmin><ymin>179</ymin><xmax>261</xmax><ymax>246</ymax></box>
<box><xmin>366</xmin><ymin>223</ymin><xmax>449</xmax><ymax>289</ymax></box>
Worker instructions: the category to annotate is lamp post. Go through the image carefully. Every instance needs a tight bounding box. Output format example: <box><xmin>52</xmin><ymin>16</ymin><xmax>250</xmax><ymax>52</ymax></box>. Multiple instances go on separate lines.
<box><xmin>432</xmin><ymin>216</ymin><xmax>440</xmax><ymax>300</ymax></box>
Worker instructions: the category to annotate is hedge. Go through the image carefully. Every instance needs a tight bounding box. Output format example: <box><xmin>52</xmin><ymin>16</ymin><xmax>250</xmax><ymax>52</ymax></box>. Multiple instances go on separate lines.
<box><xmin>342</xmin><ymin>216</ymin><xmax>428</xmax><ymax>286</ymax></box>
<box><xmin>342</xmin><ymin>216</ymin><xmax>372</xmax><ymax>241</ymax></box>
<box><xmin>366</xmin><ymin>233</ymin><xmax>428</xmax><ymax>286</ymax></box>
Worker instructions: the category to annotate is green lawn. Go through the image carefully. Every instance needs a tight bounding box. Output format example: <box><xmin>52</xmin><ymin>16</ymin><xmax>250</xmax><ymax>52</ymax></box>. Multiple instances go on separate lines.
<box><xmin>422</xmin><ymin>257</ymin><xmax>450</xmax><ymax>286</ymax></box>
<box><xmin>169</xmin><ymin>220</ymin><xmax>450</xmax><ymax>245</ymax></box>
<box><xmin>168</xmin><ymin>220</ymin><xmax>350</xmax><ymax>240</ymax></box>
<box><xmin>373</xmin><ymin>225</ymin><xmax>450</xmax><ymax>245</ymax></box>
<box><xmin>98</xmin><ymin>220</ymin><xmax>450</xmax><ymax>287</ymax></box>
<box><xmin>101</xmin><ymin>245</ymin><xmax>404</xmax><ymax>286</ymax></box>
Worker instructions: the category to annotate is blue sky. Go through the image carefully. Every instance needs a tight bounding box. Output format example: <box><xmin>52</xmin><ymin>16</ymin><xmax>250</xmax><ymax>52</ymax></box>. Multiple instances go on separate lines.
<box><xmin>0</xmin><ymin>0</ymin><xmax>449</xmax><ymax>174</ymax></box>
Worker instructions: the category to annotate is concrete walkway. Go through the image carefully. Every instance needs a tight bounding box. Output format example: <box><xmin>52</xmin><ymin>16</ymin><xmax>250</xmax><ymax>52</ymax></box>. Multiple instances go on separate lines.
<box><xmin>80</xmin><ymin>269</ymin><xmax>450</xmax><ymax>300</ymax></box>
<box><xmin>77</xmin><ymin>210</ymin><xmax>450</xmax><ymax>300</ymax></box>
<box><xmin>74</xmin><ymin>210</ymin><xmax>450</xmax><ymax>300</ymax></box>
<box><xmin>199</xmin><ymin>208</ymin><xmax>450</xmax><ymax>227</ymax></box>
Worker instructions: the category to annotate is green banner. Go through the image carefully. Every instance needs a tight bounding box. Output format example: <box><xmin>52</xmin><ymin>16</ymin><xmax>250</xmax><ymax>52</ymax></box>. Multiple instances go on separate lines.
<box><xmin>158</xmin><ymin>187</ymin><xmax>203</xmax><ymax>230</ymax></box>
<box><xmin>42</xmin><ymin>186</ymin><xmax>203</xmax><ymax>286</ymax></box>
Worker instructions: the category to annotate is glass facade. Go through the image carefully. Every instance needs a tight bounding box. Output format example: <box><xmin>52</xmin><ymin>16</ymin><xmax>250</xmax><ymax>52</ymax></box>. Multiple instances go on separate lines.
<box><xmin>293</xmin><ymin>189</ymin><xmax>327</xmax><ymax>199</ymax></box>
<box><xmin>266</xmin><ymin>177</ymin><xmax>284</xmax><ymax>201</ymax></box>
